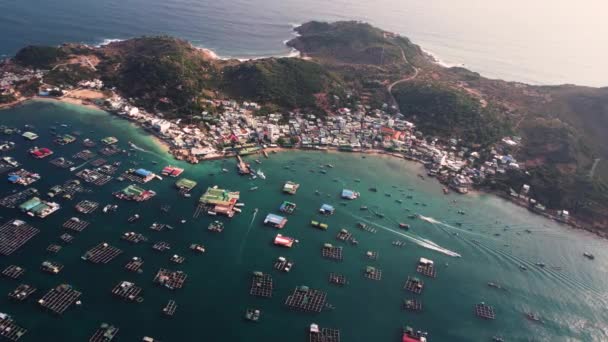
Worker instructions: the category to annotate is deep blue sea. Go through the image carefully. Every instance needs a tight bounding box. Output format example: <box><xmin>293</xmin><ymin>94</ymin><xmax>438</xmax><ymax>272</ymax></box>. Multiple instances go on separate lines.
<box><xmin>0</xmin><ymin>0</ymin><xmax>606</xmax><ymax>86</ymax></box>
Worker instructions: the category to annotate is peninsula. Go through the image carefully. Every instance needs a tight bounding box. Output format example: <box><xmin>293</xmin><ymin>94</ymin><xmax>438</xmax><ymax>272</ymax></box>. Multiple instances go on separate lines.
<box><xmin>1</xmin><ymin>21</ymin><xmax>607</xmax><ymax>234</ymax></box>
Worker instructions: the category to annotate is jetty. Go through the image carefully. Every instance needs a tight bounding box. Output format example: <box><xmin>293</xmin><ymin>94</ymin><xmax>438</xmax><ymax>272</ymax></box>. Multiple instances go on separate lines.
<box><xmin>112</xmin><ymin>281</ymin><xmax>143</xmax><ymax>302</ymax></box>
<box><xmin>404</xmin><ymin>277</ymin><xmax>424</xmax><ymax>294</ymax></box>
<box><xmin>322</xmin><ymin>244</ymin><xmax>343</xmax><ymax>261</ymax></box>
<box><xmin>0</xmin><ymin>313</ymin><xmax>27</xmax><ymax>341</ymax></box>
<box><xmin>309</xmin><ymin>323</ymin><xmax>340</xmax><ymax>342</ymax></box>
<box><xmin>153</xmin><ymin>269</ymin><xmax>187</xmax><ymax>290</ymax></box>
<box><xmin>124</xmin><ymin>257</ymin><xmax>144</xmax><ymax>273</ymax></box>
<box><xmin>38</xmin><ymin>284</ymin><xmax>82</xmax><ymax>315</ymax></box>
<box><xmin>284</xmin><ymin>286</ymin><xmax>327</xmax><ymax>313</ymax></box>
<box><xmin>236</xmin><ymin>155</ymin><xmax>251</xmax><ymax>175</ymax></box>
<box><xmin>328</xmin><ymin>273</ymin><xmax>347</xmax><ymax>286</ymax></box>
<box><xmin>62</xmin><ymin>217</ymin><xmax>90</xmax><ymax>232</ymax></box>
<box><xmin>250</xmin><ymin>272</ymin><xmax>273</xmax><ymax>298</ymax></box>
<box><xmin>162</xmin><ymin>300</ymin><xmax>177</xmax><ymax>317</ymax></box>
<box><xmin>82</xmin><ymin>243</ymin><xmax>123</xmax><ymax>264</ymax></box>
<box><xmin>89</xmin><ymin>323</ymin><xmax>119</xmax><ymax>342</ymax></box>
<box><xmin>0</xmin><ymin>219</ymin><xmax>39</xmax><ymax>256</ymax></box>
<box><xmin>8</xmin><ymin>284</ymin><xmax>37</xmax><ymax>301</ymax></box>
<box><xmin>2</xmin><ymin>265</ymin><xmax>25</xmax><ymax>280</ymax></box>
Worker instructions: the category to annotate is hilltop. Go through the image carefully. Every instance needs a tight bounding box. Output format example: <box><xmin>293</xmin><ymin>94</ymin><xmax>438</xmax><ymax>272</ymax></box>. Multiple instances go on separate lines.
<box><xmin>3</xmin><ymin>21</ymin><xmax>608</xmax><ymax>232</ymax></box>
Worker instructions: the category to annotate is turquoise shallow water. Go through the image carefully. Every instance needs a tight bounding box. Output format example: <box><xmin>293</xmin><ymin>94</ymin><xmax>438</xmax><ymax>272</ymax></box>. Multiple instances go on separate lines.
<box><xmin>0</xmin><ymin>101</ymin><xmax>607</xmax><ymax>341</ymax></box>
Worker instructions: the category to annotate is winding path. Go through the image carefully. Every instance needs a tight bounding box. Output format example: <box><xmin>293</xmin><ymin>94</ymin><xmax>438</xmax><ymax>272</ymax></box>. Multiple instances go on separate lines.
<box><xmin>386</xmin><ymin>45</ymin><xmax>419</xmax><ymax>109</ymax></box>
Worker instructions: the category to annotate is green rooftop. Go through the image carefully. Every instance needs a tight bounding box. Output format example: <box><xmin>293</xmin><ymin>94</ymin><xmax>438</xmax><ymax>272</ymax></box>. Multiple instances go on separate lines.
<box><xmin>122</xmin><ymin>184</ymin><xmax>145</xmax><ymax>196</ymax></box>
<box><xmin>176</xmin><ymin>178</ymin><xmax>197</xmax><ymax>190</ymax></box>
<box><xmin>200</xmin><ymin>187</ymin><xmax>240</xmax><ymax>205</ymax></box>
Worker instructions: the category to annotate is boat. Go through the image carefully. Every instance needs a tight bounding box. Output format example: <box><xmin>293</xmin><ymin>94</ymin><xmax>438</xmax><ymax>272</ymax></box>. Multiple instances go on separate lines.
<box><xmin>249</xmin><ymin>186</ymin><xmax>258</xmax><ymax>191</ymax></box>
<box><xmin>360</xmin><ymin>205</ymin><xmax>368</xmax><ymax>210</ymax></box>
<box><xmin>369</xmin><ymin>187</ymin><xmax>378</xmax><ymax>192</ymax></box>
<box><xmin>525</xmin><ymin>312</ymin><xmax>542</xmax><ymax>323</ymax></box>
<box><xmin>443</xmin><ymin>188</ymin><xmax>449</xmax><ymax>194</ymax></box>
<box><xmin>256</xmin><ymin>169</ymin><xmax>266</xmax><ymax>179</ymax></box>
<box><xmin>402</xmin><ymin>325</ymin><xmax>428</xmax><ymax>342</ymax></box>
<box><xmin>399</xmin><ymin>223</ymin><xmax>410</xmax><ymax>230</ymax></box>
<box><xmin>583</xmin><ymin>252</ymin><xmax>595</xmax><ymax>260</ymax></box>
<box><xmin>221</xmin><ymin>168</ymin><xmax>229</xmax><ymax>173</ymax></box>
<box><xmin>487</xmin><ymin>282</ymin><xmax>502</xmax><ymax>290</ymax></box>
<box><xmin>244</xmin><ymin>308</ymin><xmax>261</xmax><ymax>322</ymax></box>
<box><xmin>492</xmin><ymin>337</ymin><xmax>505</xmax><ymax>342</ymax></box>
<box><xmin>254</xmin><ymin>159</ymin><xmax>261</xmax><ymax>164</ymax></box>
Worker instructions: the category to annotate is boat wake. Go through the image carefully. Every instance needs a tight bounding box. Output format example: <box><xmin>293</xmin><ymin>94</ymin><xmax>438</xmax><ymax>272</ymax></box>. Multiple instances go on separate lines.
<box><xmin>70</xmin><ymin>160</ymin><xmax>90</xmax><ymax>171</ymax></box>
<box><xmin>237</xmin><ymin>209</ymin><xmax>258</xmax><ymax>262</ymax></box>
<box><xmin>352</xmin><ymin>215</ymin><xmax>461</xmax><ymax>257</ymax></box>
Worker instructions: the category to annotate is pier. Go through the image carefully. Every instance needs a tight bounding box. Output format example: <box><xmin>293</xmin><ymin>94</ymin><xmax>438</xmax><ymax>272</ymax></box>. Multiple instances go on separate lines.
<box><xmin>0</xmin><ymin>189</ymin><xmax>39</xmax><ymax>208</ymax></box>
<box><xmin>124</xmin><ymin>257</ymin><xmax>144</xmax><ymax>273</ymax></box>
<box><xmin>2</xmin><ymin>265</ymin><xmax>25</xmax><ymax>279</ymax></box>
<box><xmin>403</xmin><ymin>277</ymin><xmax>424</xmax><ymax>294</ymax></box>
<box><xmin>309</xmin><ymin>324</ymin><xmax>340</xmax><ymax>342</ymax></box>
<box><xmin>284</xmin><ymin>286</ymin><xmax>327</xmax><ymax>313</ymax></box>
<box><xmin>38</xmin><ymin>284</ymin><xmax>82</xmax><ymax>315</ymax></box>
<box><xmin>162</xmin><ymin>300</ymin><xmax>177</xmax><ymax>317</ymax></box>
<box><xmin>82</xmin><ymin>243</ymin><xmax>123</xmax><ymax>264</ymax></box>
<box><xmin>0</xmin><ymin>313</ymin><xmax>27</xmax><ymax>341</ymax></box>
<box><xmin>8</xmin><ymin>284</ymin><xmax>37</xmax><ymax>301</ymax></box>
<box><xmin>75</xmin><ymin>200</ymin><xmax>99</xmax><ymax>214</ymax></box>
<box><xmin>62</xmin><ymin>217</ymin><xmax>90</xmax><ymax>232</ymax></box>
<box><xmin>328</xmin><ymin>273</ymin><xmax>347</xmax><ymax>286</ymax></box>
<box><xmin>250</xmin><ymin>272</ymin><xmax>273</xmax><ymax>298</ymax></box>
<box><xmin>153</xmin><ymin>269</ymin><xmax>187</xmax><ymax>290</ymax></box>
<box><xmin>402</xmin><ymin>299</ymin><xmax>423</xmax><ymax>312</ymax></box>
<box><xmin>0</xmin><ymin>219</ymin><xmax>40</xmax><ymax>256</ymax></box>
<box><xmin>364</xmin><ymin>266</ymin><xmax>382</xmax><ymax>280</ymax></box>
<box><xmin>322</xmin><ymin>244</ymin><xmax>343</xmax><ymax>261</ymax></box>
<box><xmin>89</xmin><ymin>323</ymin><xmax>119</xmax><ymax>342</ymax></box>
<box><xmin>475</xmin><ymin>303</ymin><xmax>496</xmax><ymax>319</ymax></box>
<box><xmin>112</xmin><ymin>281</ymin><xmax>143</xmax><ymax>302</ymax></box>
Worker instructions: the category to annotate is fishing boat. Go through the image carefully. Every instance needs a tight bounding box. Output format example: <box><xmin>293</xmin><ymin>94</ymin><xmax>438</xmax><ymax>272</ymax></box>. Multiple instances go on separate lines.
<box><xmin>254</xmin><ymin>159</ymin><xmax>261</xmax><ymax>164</ymax></box>
<box><xmin>525</xmin><ymin>312</ymin><xmax>542</xmax><ymax>323</ymax></box>
<box><xmin>360</xmin><ymin>205</ymin><xmax>368</xmax><ymax>210</ymax></box>
<box><xmin>583</xmin><ymin>252</ymin><xmax>595</xmax><ymax>260</ymax></box>
<box><xmin>256</xmin><ymin>169</ymin><xmax>266</xmax><ymax>179</ymax></box>
<box><xmin>399</xmin><ymin>223</ymin><xmax>410</xmax><ymax>230</ymax></box>
<box><xmin>244</xmin><ymin>308</ymin><xmax>261</xmax><ymax>322</ymax></box>
<box><xmin>402</xmin><ymin>325</ymin><xmax>428</xmax><ymax>342</ymax></box>
<box><xmin>249</xmin><ymin>186</ymin><xmax>258</xmax><ymax>191</ymax></box>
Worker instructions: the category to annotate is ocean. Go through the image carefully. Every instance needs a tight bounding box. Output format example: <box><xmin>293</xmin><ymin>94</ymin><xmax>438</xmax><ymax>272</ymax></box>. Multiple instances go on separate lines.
<box><xmin>0</xmin><ymin>0</ymin><xmax>606</xmax><ymax>86</ymax></box>
<box><xmin>0</xmin><ymin>100</ymin><xmax>607</xmax><ymax>341</ymax></box>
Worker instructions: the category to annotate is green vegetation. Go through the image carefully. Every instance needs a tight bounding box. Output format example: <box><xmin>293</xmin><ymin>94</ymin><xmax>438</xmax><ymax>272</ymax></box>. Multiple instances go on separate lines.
<box><xmin>392</xmin><ymin>82</ymin><xmax>509</xmax><ymax>145</ymax></box>
<box><xmin>0</xmin><ymin>93</ymin><xmax>17</xmax><ymax>104</ymax></box>
<box><xmin>45</xmin><ymin>64</ymin><xmax>96</xmax><ymax>86</ymax></box>
<box><xmin>14</xmin><ymin>46</ymin><xmax>66</xmax><ymax>69</ymax></box>
<box><xmin>222</xmin><ymin>58</ymin><xmax>342</xmax><ymax>108</ymax></box>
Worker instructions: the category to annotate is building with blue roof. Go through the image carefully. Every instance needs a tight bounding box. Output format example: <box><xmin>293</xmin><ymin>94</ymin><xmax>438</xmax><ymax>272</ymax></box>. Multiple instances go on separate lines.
<box><xmin>264</xmin><ymin>213</ymin><xmax>288</xmax><ymax>229</ymax></box>
<box><xmin>319</xmin><ymin>204</ymin><xmax>335</xmax><ymax>215</ymax></box>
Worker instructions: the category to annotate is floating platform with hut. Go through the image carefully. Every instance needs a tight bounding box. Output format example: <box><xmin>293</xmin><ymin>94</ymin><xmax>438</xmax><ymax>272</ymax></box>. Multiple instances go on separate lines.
<box><xmin>365</xmin><ymin>251</ymin><xmax>379</xmax><ymax>260</ymax></box>
<box><xmin>59</xmin><ymin>233</ymin><xmax>74</xmax><ymax>244</ymax></box>
<box><xmin>162</xmin><ymin>300</ymin><xmax>177</xmax><ymax>317</ymax></box>
<box><xmin>112</xmin><ymin>281</ymin><xmax>143</xmax><ymax>302</ymax></box>
<box><xmin>101</xmin><ymin>136</ymin><xmax>118</xmax><ymax>145</ymax></box>
<box><xmin>264</xmin><ymin>213</ymin><xmax>288</xmax><ymax>229</ymax></box>
<box><xmin>328</xmin><ymin>273</ymin><xmax>347</xmax><ymax>286</ymax></box>
<box><xmin>189</xmin><ymin>244</ymin><xmax>206</xmax><ymax>254</ymax></box>
<box><xmin>175</xmin><ymin>178</ymin><xmax>197</xmax><ymax>195</ymax></box>
<box><xmin>121</xmin><ymin>232</ymin><xmax>148</xmax><ymax>244</ymax></box>
<box><xmin>54</xmin><ymin>134</ymin><xmax>76</xmax><ymax>146</ymax></box>
<box><xmin>48</xmin><ymin>180</ymin><xmax>85</xmax><ymax>199</ymax></box>
<box><xmin>81</xmin><ymin>243</ymin><xmax>123</xmax><ymax>264</ymax></box>
<box><xmin>18</xmin><ymin>197</ymin><xmax>60</xmax><ymax>218</ymax></box>
<box><xmin>309</xmin><ymin>323</ymin><xmax>340</xmax><ymax>342</ymax></box>
<box><xmin>279</xmin><ymin>201</ymin><xmax>297</xmax><ymax>214</ymax></box>
<box><xmin>124</xmin><ymin>257</ymin><xmax>144</xmax><ymax>273</ymax></box>
<box><xmin>416</xmin><ymin>258</ymin><xmax>437</xmax><ymax>278</ymax></box>
<box><xmin>0</xmin><ymin>219</ymin><xmax>39</xmax><ymax>256</ymax></box>
<box><xmin>120</xmin><ymin>169</ymin><xmax>157</xmax><ymax>184</ymax></box>
<box><xmin>198</xmin><ymin>187</ymin><xmax>240</xmax><ymax>218</ymax></box>
<box><xmin>250</xmin><ymin>272</ymin><xmax>273</xmax><ymax>298</ymax></box>
<box><xmin>336</xmin><ymin>229</ymin><xmax>353</xmax><ymax>242</ymax></box>
<box><xmin>475</xmin><ymin>302</ymin><xmax>496</xmax><ymax>320</ymax></box>
<box><xmin>99</xmin><ymin>145</ymin><xmax>120</xmax><ymax>156</ymax></box>
<box><xmin>41</xmin><ymin>261</ymin><xmax>63</xmax><ymax>275</ymax></box>
<box><xmin>113</xmin><ymin>184</ymin><xmax>156</xmax><ymax>202</ymax></box>
<box><xmin>62</xmin><ymin>217</ymin><xmax>90</xmax><ymax>232</ymax></box>
<box><xmin>273</xmin><ymin>234</ymin><xmax>296</xmax><ymax>248</ymax></box>
<box><xmin>404</xmin><ymin>277</ymin><xmax>424</xmax><ymax>294</ymax></box>
<box><xmin>89</xmin><ymin>323</ymin><xmax>119</xmax><ymax>342</ymax></box>
<box><xmin>284</xmin><ymin>286</ymin><xmax>327</xmax><ymax>313</ymax></box>
<box><xmin>319</xmin><ymin>204</ymin><xmax>335</xmax><ymax>215</ymax></box>
<box><xmin>311</xmin><ymin>220</ymin><xmax>329</xmax><ymax>230</ymax></box>
<box><xmin>322</xmin><ymin>244</ymin><xmax>343</xmax><ymax>261</ymax></box>
<box><xmin>161</xmin><ymin>166</ymin><xmax>184</xmax><ymax>177</ymax></box>
<box><xmin>2</xmin><ymin>265</ymin><xmax>25</xmax><ymax>279</ymax></box>
<box><xmin>29</xmin><ymin>147</ymin><xmax>53</xmax><ymax>159</ymax></box>
<box><xmin>50</xmin><ymin>157</ymin><xmax>74</xmax><ymax>169</ymax></box>
<box><xmin>89</xmin><ymin>158</ymin><xmax>107</xmax><ymax>167</ymax></box>
<box><xmin>153</xmin><ymin>269</ymin><xmax>187</xmax><ymax>290</ymax></box>
<box><xmin>7</xmin><ymin>169</ymin><xmax>40</xmax><ymax>186</ymax></box>
<box><xmin>341</xmin><ymin>189</ymin><xmax>359</xmax><ymax>200</ymax></box>
<box><xmin>73</xmin><ymin>149</ymin><xmax>96</xmax><ymax>161</ymax></box>
<box><xmin>75</xmin><ymin>200</ymin><xmax>99</xmax><ymax>214</ymax></box>
<box><xmin>169</xmin><ymin>254</ymin><xmax>185</xmax><ymax>264</ymax></box>
<box><xmin>364</xmin><ymin>266</ymin><xmax>382</xmax><ymax>281</ymax></box>
<box><xmin>75</xmin><ymin>169</ymin><xmax>112</xmax><ymax>186</ymax></box>
<box><xmin>149</xmin><ymin>222</ymin><xmax>169</xmax><ymax>232</ymax></box>
<box><xmin>8</xmin><ymin>284</ymin><xmax>37</xmax><ymax>301</ymax></box>
<box><xmin>273</xmin><ymin>257</ymin><xmax>294</xmax><ymax>272</ymax></box>
<box><xmin>0</xmin><ymin>313</ymin><xmax>27</xmax><ymax>341</ymax></box>
<box><xmin>38</xmin><ymin>284</ymin><xmax>81</xmax><ymax>315</ymax></box>
<box><xmin>282</xmin><ymin>181</ymin><xmax>299</xmax><ymax>195</ymax></box>
<box><xmin>402</xmin><ymin>299</ymin><xmax>423</xmax><ymax>312</ymax></box>
<box><xmin>0</xmin><ymin>188</ymin><xmax>39</xmax><ymax>208</ymax></box>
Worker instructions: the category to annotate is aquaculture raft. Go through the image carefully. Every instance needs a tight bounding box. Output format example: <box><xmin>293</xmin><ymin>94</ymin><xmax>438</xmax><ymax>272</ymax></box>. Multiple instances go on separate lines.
<box><xmin>2</xmin><ymin>265</ymin><xmax>25</xmax><ymax>280</ymax></box>
<box><xmin>82</xmin><ymin>243</ymin><xmax>123</xmax><ymax>264</ymax></box>
<box><xmin>402</xmin><ymin>299</ymin><xmax>423</xmax><ymax>312</ymax></box>
<box><xmin>309</xmin><ymin>325</ymin><xmax>340</xmax><ymax>342</ymax></box>
<box><xmin>59</xmin><ymin>233</ymin><xmax>74</xmax><ymax>244</ymax></box>
<box><xmin>365</xmin><ymin>251</ymin><xmax>379</xmax><ymax>260</ymax></box>
<box><xmin>0</xmin><ymin>219</ymin><xmax>40</xmax><ymax>256</ymax></box>
<box><xmin>75</xmin><ymin>169</ymin><xmax>112</xmax><ymax>186</ymax></box>
<box><xmin>0</xmin><ymin>188</ymin><xmax>39</xmax><ymax>208</ymax></box>
<box><xmin>38</xmin><ymin>284</ymin><xmax>81</xmax><ymax>315</ymax></box>
<box><xmin>124</xmin><ymin>257</ymin><xmax>144</xmax><ymax>273</ymax></box>
<box><xmin>75</xmin><ymin>200</ymin><xmax>99</xmax><ymax>214</ymax></box>
<box><xmin>322</xmin><ymin>244</ymin><xmax>343</xmax><ymax>261</ymax></box>
<box><xmin>8</xmin><ymin>284</ymin><xmax>37</xmax><ymax>301</ymax></box>
<box><xmin>62</xmin><ymin>217</ymin><xmax>90</xmax><ymax>232</ymax></box>
<box><xmin>162</xmin><ymin>300</ymin><xmax>177</xmax><ymax>317</ymax></box>
<box><xmin>364</xmin><ymin>266</ymin><xmax>382</xmax><ymax>281</ymax></box>
<box><xmin>250</xmin><ymin>272</ymin><xmax>273</xmax><ymax>298</ymax></box>
<box><xmin>152</xmin><ymin>241</ymin><xmax>171</xmax><ymax>252</ymax></box>
<box><xmin>328</xmin><ymin>273</ymin><xmax>347</xmax><ymax>286</ymax></box>
<box><xmin>112</xmin><ymin>281</ymin><xmax>143</xmax><ymax>302</ymax></box>
<box><xmin>336</xmin><ymin>229</ymin><xmax>353</xmax><ymax>242</ymax></box>
<box><xmin>121</xmin><ymin>232</ymin><xmax>148</xmax><ymax>244</ymax></box>
<box><xmin>284</xmin><ymin>286</ymin><xmax>327</xmax><ymax>313</ymax></box>
<box><xmin>153</xmin><ymin>269</ymin><xmax>187</xmax><ymax>290</ymax></box>
<box><xmin>0</xmin><ymin>313</ymin><xmax>27</xmax><ymax>341</ymax></box>
<box><xmin>416</xmin><ymin>258</ymin><xmax>437</xmax><ymax>278</ymax></box>
<box><xmin>403</xmin><ymin>277</ymin><xmax>424</xmax><ymax>294</ymax></box>
<box><xmin>90</xmin><ymin>158</ymin><xmax>107</xmax><ymax>167</ymax></box>
<box><xmin>73</xmin><ymin>149</ymin><xmax>96</xmax><ymax>161</ymax></box>
<box><xmin>41</xmin><ymin>261</ymin><xmax>63</xmax><ymax>274</ymax></box>
<box><xmin>475</xmin><ymin>303</ymin><xmax>496</xmax><ymax>320</ymax></box>
<box><xmin>50</xmin><ymin>157</ymin><xmax>74</xmax><ymax>169</ymax></box>
<box><xmin>46</xmin><ymin>244</ymin><xmax>62</xmax><ymax>254</ymax></box>
<box><xmin>89</xmin><ymin>323</ymin><xmax>119</xmax><ymax>342</ymax></box>
<box><xmin>149</xmin><ymin>222</ymin><xmax>169</xmax><ymax>232</ymax></box>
